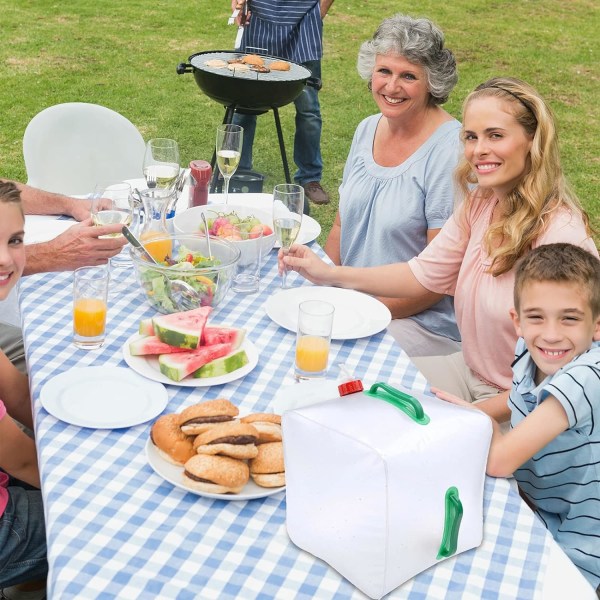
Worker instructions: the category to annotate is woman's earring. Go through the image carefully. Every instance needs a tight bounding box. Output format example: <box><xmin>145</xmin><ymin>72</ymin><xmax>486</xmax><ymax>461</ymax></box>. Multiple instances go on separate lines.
<box><xmin>368</xmin><ymin>80</ymin><xmax>372</xmax><ymax>91</ymax></box>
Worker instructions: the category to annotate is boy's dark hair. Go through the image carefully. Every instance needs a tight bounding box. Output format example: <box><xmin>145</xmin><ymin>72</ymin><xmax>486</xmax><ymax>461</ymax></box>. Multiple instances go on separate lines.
<box><xmin>514</xmin><ymin>243</ymin><xmax>600</xmax><ymax>316</ymax></box>
<box><xmin>0</xmin><ymin>180</ymin><xmax>22</xmax><ymax>205</ymax></box>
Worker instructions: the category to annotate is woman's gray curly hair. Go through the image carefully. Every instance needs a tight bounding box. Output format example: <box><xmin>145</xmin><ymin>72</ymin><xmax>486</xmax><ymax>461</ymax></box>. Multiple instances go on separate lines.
<box><xmin>357</xmin><ymin>14</ymin><xmax>458</xmax><ymax>105</ymax></box>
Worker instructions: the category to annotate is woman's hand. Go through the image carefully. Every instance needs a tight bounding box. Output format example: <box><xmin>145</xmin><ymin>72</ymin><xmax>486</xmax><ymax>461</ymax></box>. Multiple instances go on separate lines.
<box><xmin>431</xmin><ymin>386</ymin><xmax>474</xmax><ymax>409</ymax></box>
<box><xmin>278</xmin><ymin>244</ymin><xmax>336</xmax><ymax>286</ymax></box>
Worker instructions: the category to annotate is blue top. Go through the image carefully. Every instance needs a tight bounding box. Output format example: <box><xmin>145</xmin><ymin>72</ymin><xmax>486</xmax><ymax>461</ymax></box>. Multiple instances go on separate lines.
<box><xmin>339</xmin><ymin>115</ymin><xmax>461</xmax><ymax>341</ymax></box>
<box><xmin>240</xmin><ymin>0</ymin><xmax>323</xmax><ymax>63</ymax></box>
<box><xmin>510</xmin><ymin>338</ymin><xmax>600</xmax><ymax>588</ymax></box>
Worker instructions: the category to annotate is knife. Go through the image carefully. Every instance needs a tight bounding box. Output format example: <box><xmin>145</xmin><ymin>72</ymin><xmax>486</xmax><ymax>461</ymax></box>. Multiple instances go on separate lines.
<box><xmin>122</xmin><ymin>225</ymin><xmax>159</xmax><ymax>264</ymax></box>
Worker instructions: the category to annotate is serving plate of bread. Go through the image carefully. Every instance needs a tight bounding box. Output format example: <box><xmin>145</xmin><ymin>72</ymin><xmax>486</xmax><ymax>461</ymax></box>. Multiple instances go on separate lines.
<box><xmin>147</xmin><ymin>399</ymin><xmax>285</xmax><ymax>500</ymax></box>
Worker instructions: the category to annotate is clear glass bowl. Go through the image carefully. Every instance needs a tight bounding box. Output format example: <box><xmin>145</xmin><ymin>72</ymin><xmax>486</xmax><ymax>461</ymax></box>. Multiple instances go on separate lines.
<box><xmin>130</xmin><ymin>233</ymin><xmax>240</xmax><ymax>313</ymax></box>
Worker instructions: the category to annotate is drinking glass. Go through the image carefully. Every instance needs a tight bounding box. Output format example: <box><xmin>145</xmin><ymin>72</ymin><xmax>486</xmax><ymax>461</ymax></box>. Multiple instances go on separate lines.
<box><xmin>294</xmin><ymin>300</ymin><xmax>335</xmax><ymax>380</ymax></box>
<box><xmin>90</xmin><ymin>182</ymin><xmax>134</xmax><ymax>284</ymax></box>
<box><xmin>216</xmin><ymin>124</ymin><xmax>243</xmax><ymax>205</ymax></box>
<box><xmin>73</xmin><ymin>266</ymin><xmax>109</xmax><ymax>350</ymax></box>
<box><xmin>273</xmin><ymin>183</ymin><xmax>304</xmax><ymax>289</ymax></box>
<box><xmin>143</xmin><ymin>138</ymin><xmax>180</xmax><ymax>190</ymax></box>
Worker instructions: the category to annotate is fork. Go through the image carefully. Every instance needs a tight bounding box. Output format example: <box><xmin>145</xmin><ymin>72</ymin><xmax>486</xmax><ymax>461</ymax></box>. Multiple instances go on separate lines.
<box><xmin>146</xmin><ymin>172</ymin><xmax>157</xmax><ymax>189</ymax></box>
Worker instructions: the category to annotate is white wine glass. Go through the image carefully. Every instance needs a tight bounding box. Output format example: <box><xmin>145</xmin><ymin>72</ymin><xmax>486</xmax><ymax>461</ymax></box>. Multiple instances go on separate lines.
<box><xmin>272</xmin><ymin>183</ymin><xmax>304</xmax><ymax>289</ymax></box>
<box><xmin>91</xmin><ymin>182</ymin><xmax>134</xmax><ymax>286</ymax></box>
<box><xmin>143</xmin><ymin>138</ymin><xmax>180</xmax><ymax>190</ymax></box>
<box><xmin>216</xmin><ymin>124</ymin><xmax>243</xmax><ymax>205</ymax></box>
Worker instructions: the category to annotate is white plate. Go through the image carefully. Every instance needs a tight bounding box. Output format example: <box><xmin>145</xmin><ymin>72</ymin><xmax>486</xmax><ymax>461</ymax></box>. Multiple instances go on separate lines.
<box><xmin>122</xmin><ymin>334</ymin><xmax>259</xmax><ymax>387</ymax></box>
<box><xmin>40</xmin><ymin>367</ymin><xmax>168</xmax><ymax>429</ymax></box>
<box><xmin>145</xmin><ymin>438</ymin><xmax>285</xmax><ymax>500</ymax></box>
<box><xmin>274</xmin><ymin>215</ymin><xmax>321</xmax><ymax>248</ymax></box>
<box><xmin>265</xmin><ymin>286</ymin><xmax>392</xmax><ymax>340</ymax></box>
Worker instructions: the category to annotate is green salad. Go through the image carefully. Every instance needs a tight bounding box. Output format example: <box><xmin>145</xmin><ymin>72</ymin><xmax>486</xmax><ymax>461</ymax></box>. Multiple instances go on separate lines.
<box><xmin>138</xmin><ymin>246</ymin><xmax>221</xmax><ymax>313</ymax></box>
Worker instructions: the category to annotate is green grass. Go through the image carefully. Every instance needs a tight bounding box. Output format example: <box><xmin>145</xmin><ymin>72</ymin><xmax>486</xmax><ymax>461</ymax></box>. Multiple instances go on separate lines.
<box><xmin>1</xmin><ymin>0</ymin><xmax>598</xmax><ymax>241</ymax></box>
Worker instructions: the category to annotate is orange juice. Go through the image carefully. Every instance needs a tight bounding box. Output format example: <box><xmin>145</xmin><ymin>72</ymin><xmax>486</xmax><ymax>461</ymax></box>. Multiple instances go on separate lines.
<box><xmin>295</xmin><ymin>335</ymin><xmax>330</xmax><ymax>373</ymax></box>
<box><xmin>73</xmin><ymin>298</ymin><xmax>107</xmax><ymax>337</ymax></box>
<box><xmin>140</xmin><ymin>232</ymin><xmax>172</xmax><ymax>263</ymax></box>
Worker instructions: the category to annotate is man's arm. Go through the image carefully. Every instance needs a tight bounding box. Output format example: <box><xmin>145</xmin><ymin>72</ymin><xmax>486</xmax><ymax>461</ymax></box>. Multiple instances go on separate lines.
<box><xmin>3</xmin><ymin>179</ymin><xmax>94</xmax><ymax>221</ymax></box>
<box><xmin>321</xmin><ymin>0</ymin><xmax>334</xmax><ymax>18</ymax></box>
<box><xmin>24</xmin><ymin>219</ymin><xmax>127</xmax><ymax>275</ymax></box>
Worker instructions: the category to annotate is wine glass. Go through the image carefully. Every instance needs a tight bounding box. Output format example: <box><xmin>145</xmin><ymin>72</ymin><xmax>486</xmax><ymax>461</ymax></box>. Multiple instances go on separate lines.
<box><xmin>216</xmin><ymin>124</ymin><xmax>243</xmax><ymax>205</ymax></box>
<box><xmin>143</xmin><ymin>138</ymin><xmax>180</xmax><ymax>190</ymax></box>
<box><xmin>272</xmin><ymin>183</ymin><xmax>304</xmax><ymax>289</ymax></box>
<box><xmin>90</xmin><ymin>181</ymin><xmax>134</xmax><ymax>285</ymax></box>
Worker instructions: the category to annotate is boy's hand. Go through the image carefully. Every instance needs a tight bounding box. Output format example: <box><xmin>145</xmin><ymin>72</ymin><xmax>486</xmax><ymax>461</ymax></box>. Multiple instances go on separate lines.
<box><xmin>431</xmin><ymin>387</ymin><xmax>474</xmax><ymax>409</ymax></box>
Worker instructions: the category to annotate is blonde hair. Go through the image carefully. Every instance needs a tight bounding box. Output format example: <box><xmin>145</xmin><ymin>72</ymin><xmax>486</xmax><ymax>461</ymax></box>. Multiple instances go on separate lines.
<box><xmin>454</xmin><ymin>77</ymin><xmax>590</xmax><ymax>276</ymax></box>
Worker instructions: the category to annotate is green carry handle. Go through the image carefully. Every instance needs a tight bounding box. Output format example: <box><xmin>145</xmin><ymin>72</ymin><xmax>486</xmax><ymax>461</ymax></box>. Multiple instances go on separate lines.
<box><xmin>437</xmin><ymin>486</ymin><xmax>463</xmax><ymax>560</ymax></box>
<box><xmin>364</xmin><ymin>382</ymin><xmax>430</xmax><ymax>425</ymax></box>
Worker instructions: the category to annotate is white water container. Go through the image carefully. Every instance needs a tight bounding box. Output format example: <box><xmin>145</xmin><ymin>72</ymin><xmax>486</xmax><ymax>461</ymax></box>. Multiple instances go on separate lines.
<box><xmin>282</xmin><ymin>382</ymin><xmax>492</xmax><ymax>599</ymax></box>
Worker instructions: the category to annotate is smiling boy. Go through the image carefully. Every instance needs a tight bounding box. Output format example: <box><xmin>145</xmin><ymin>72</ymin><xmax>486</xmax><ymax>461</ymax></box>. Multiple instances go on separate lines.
<box><xmin>437</xmin><ymin>242</ymin><xmax>600</xmax><ymax>592</ymax></box>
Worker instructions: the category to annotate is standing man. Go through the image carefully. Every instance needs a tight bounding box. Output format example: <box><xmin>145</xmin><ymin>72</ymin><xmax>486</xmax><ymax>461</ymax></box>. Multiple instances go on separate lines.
<box><xmin>231</xmin><ymin>0</ymin><xmax>334</xmax><ymax>205</ymax></box>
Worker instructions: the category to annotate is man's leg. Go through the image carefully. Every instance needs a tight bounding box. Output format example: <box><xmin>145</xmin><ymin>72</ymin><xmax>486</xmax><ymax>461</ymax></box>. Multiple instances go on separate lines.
<box><xmin>293</xmin><ymin>60</ymin><xmax>329</xmax><ymax>205</ymax></box>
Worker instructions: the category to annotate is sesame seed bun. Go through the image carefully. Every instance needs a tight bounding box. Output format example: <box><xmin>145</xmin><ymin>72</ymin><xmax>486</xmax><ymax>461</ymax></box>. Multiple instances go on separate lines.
<box><xmin>240</xmin><ymin>413</ymin><xmax>282</xmax><ymax>443</ymax></box>
<box><xmin>179</xmin><ymin>399</ymin><xmax>238</xmax><ymax>435</ymax></box>
<box><xmin>193</xmin><ymin>421</ymin><xmax>259</xmax><ymax>460</ymax></box>
<box><xmin>183</xmin><ymin>454</ymin><xmax>249</xmax><ymax>494</ymax></box>
<box><xmin>249</xmin><ymin>442</ymin><xmax>285</xmax><ymax>486</ymax></box>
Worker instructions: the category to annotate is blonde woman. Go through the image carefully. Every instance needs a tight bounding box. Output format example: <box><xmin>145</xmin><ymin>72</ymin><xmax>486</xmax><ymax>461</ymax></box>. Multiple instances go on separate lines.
<box><xmin>280</xmin><ymin>77</ymin><xmax>598</xmax><ymax>418</ymax></box>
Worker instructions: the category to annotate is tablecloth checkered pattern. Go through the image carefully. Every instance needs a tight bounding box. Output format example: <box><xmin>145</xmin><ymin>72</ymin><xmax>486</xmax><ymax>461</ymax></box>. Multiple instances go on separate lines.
<box><xmin>18</xmin><ymin>249</ymin><xmax>552</xmax><ymax>599</ymax></box>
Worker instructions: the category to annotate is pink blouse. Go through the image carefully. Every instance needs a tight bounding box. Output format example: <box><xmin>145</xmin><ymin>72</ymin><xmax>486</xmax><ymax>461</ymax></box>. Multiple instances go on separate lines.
<box><xmin>408</xmin><ymin>200</ymin><xmax>598</xmax><ymax>390</ymax></box>
<box><xmin>0</xmin><ymin>400</ymin><xmax>8</xmax><ymax>517</ymax></box>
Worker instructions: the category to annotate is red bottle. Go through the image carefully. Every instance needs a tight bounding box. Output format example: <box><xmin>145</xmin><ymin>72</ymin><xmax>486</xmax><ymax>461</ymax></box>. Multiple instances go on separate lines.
<box><xmin>189</xmin><ymin>160</ymin><xmax>212</xmax><ymax>207</ymax></box>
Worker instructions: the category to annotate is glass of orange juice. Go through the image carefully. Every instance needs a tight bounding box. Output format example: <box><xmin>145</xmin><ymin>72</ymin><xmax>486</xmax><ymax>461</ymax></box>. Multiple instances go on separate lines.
<box><xmin>73</xmin><ymin>266</ymin><xmax>109</xmax><ymax>350</ymax></box>
<box><xmin>295</xmin><ymin>300</ymin><xmax>335</xmax><ymax>380</ymax></box>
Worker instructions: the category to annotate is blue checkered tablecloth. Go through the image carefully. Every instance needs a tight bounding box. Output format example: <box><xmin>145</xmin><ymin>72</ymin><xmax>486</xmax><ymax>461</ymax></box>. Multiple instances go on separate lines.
<box><xmin>18</xmin><ymin>248</ymin><xmax>552</xmax><ymax>599</ymax></box>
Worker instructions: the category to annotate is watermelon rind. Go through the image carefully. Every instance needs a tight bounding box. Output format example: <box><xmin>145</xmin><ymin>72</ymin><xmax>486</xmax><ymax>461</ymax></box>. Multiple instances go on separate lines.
<box><xmin>129</xmin><ymin>335</ymin><xmax>188</xmax><ymax>356</ymax></box>
<box><xmin>202</xmin><ymin>326</ymin><xmax>246</xmax><ymax>350</ymax></box>
<box><xmin>193</xmin><ymin>349</ymin><xmax>249</xmax><ymax>378</ymax></box>
<box><xmin>138</xmin><ymin>318</ymin><xmax>155</xmax><ymax>336</ymax></box>
<box><xmin>158</xmin><ymin>342</ymin><xmax>232</xmax><ymax>381</ymax></box>
<box><xmin>153</xmin><ymin>306</ymin><xmax>212</xmax><ymax>349</ymax></box>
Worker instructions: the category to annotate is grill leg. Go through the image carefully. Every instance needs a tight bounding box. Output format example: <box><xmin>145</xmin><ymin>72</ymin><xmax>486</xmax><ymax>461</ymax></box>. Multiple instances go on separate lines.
<box><xmin>210</xmin><ymin>105</ymin><xmax>237</xmax><ymax>193</ymax></box>
<box><xmin>273</xmin><ymin>107</ymin><xmax>291</xmax><ymax>184</ymax></box>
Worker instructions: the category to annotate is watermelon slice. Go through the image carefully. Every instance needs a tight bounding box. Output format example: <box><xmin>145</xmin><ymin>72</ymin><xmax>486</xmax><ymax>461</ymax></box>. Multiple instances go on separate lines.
<box><xmin>153</xmin><ymin>306</ymin><xmax>212</xmax><ymax>349</ymax></box>
<box><xmin>201</xmin><ymin>326</ymin><xmax>246</xmax><ymax>349</ymax></box>
<box><xmin>193</xmin><ymin>349</ymin><xmax>249</xmax><ymax>378</ymax></box>
<box><xmin>138</xmin><ymin>318</ymin><xmax>155</xmax><ymax>336</ymax></box>
<box><xmin>159</xmin><ymin>342</ymin><xmax>233</xmax><ymax>382</ymax></box>
<box><xmin>129</xmin><ymin>335</ymin><xmax>189</xmax><ymax>357</ymax></box>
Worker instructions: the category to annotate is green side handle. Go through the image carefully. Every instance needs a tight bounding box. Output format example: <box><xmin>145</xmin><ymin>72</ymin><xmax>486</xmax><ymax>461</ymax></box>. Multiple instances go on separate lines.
<box><xmin>364</xmin><ymin>382</ymin><xmax>430</xmax><ymax>425</ymax></box>
<box><xmin>437</xmin><ymin>486</ymin><xmax>463</xmax><ymax>560</ymax></box>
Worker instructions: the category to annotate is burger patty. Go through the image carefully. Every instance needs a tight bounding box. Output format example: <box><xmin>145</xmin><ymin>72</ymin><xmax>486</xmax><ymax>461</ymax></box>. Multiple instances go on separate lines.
<box><xmin>182</xmin><ymin>415</ymin><xmax>233</xmax><ymax>426</ymax></box>
<box><xmin>183</xmin><ymin>471</ymin><xmax>214</xmax><ymax>483</ymax></box>
<box><xmin>209</xmin><ymin>435</ymin><xmax>257</xmax><ymax>445</ymax></box>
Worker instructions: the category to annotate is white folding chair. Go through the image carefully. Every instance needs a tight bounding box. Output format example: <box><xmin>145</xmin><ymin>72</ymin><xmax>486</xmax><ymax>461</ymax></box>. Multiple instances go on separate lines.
<box><xmin>23</xmin><ymin>102</ymin><xmax>146</xmax><ymax>195</ymax></box>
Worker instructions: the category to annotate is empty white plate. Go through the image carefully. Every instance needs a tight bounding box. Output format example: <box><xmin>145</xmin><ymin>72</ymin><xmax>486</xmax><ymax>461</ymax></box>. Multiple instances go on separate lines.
<box><xmin>265</xmin><ymin>286</ymin><xmax>392</xmax><ymax>340</ymax></box>
<box><xmin>40</xmin><ymin>366</ymin><xmax>168</xmax><ymax>429</ymax></box>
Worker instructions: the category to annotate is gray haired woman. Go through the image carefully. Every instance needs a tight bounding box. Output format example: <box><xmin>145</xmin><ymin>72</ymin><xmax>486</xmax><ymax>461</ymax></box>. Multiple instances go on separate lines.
<box><xmin>324</xmin><ymin>14</ymin><xmax>462</xmax><ymax>358</ymax></box>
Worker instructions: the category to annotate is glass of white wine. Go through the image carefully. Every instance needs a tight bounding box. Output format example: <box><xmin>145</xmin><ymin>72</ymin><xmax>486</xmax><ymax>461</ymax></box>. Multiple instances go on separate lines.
<box><xmin>91</xmin><ymin>182</ymin><xmax>134</xmax><ymax>284</ymax></box>
<box><xmin>273</xmin><ymin>183</ymin><xmax>304</xmax><ymax>289</ymax></box>
<box><xmin>216</xmin><ymin>124</ymin><xmax>243</xmax><ymax>205</ymax></box>
<box><xmin>143</xmin><ymin>138</ymin><xmax>180</xmax><ymax>190</ymax></box>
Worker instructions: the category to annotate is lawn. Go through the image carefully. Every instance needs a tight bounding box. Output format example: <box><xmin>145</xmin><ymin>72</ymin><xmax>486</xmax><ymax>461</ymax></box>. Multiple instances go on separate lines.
<box><xmin>0</xmin><ymin>0</ymin><xmax>598</xmax><ymax>241</ymax></box>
